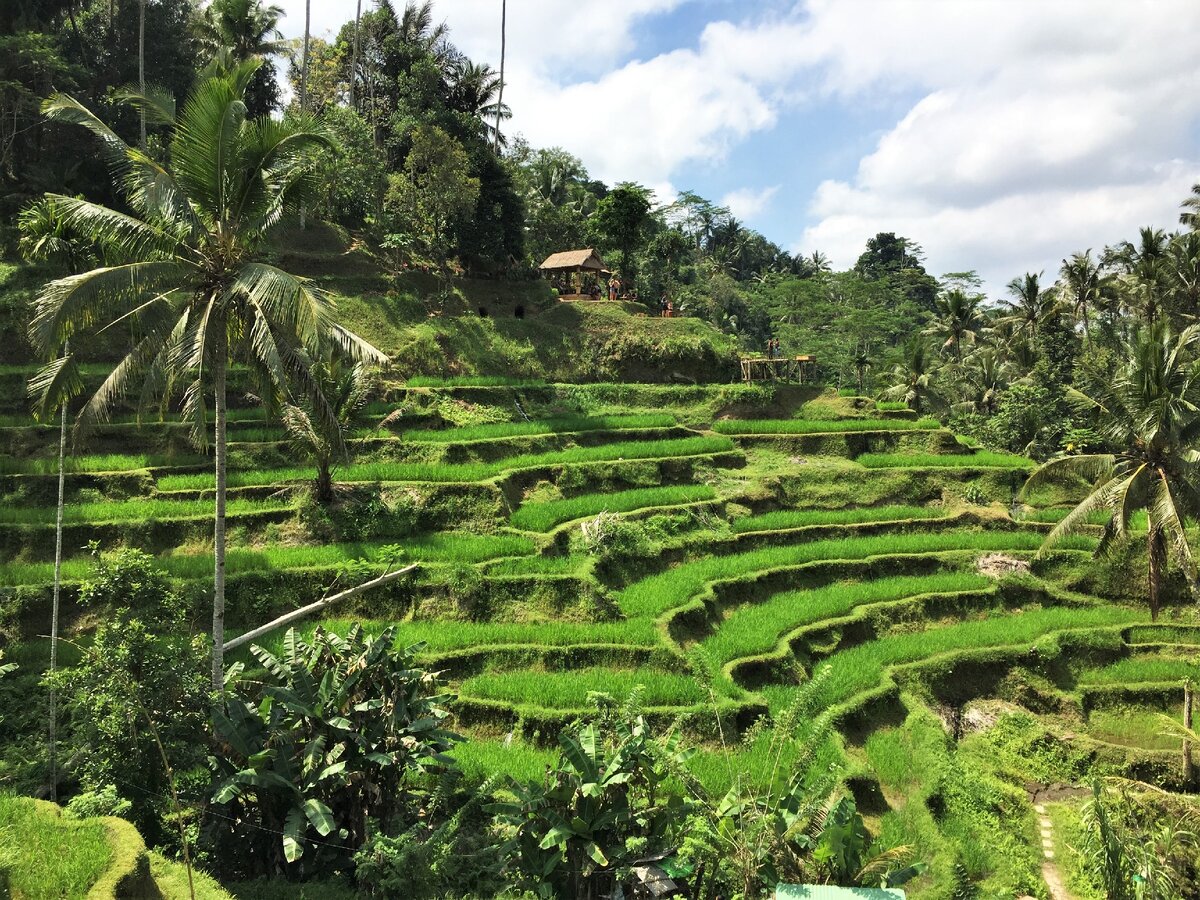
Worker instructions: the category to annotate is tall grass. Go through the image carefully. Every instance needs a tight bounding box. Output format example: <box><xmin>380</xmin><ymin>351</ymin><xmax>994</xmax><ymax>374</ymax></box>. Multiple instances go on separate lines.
<box><xmin>770</xmin><ymin>605</ymin><xmax>1139</xmax><ymax>711</ymax></box>
<box><xmin>856</xmin><ymin>451</ymin><xmax>1033</xmax><ymax>469</ymax></box>
<box><xmin>1076</xmin><ymin>655</ymin><xmax>1200</xmax><ymax>685</ymax></box>
<box><xmin>703</xmin><ymin>573</ymin><xmax>993</xmax><ymax>666</ymax></box>
<box><xmin>0</xmin><ymin>496</ymin><xmax>294</xmax><ymax>525</ymax></box>
<box><xmin>1128</xmin><ymin>626</ymin><xmax>1200</xmax><ymax>645</ymax></box>
<box><xmin>403</xmin><ymin>414</ymin><xmax>675</xmax><ymax>443</ymax></box>
<box><xmin>451</xmin><ymin>739</ymin><xmax>556</xmax><ymax>784</ymax></box>
<box><xmin>511</xmin><ymin>484</ymin><xmax>716</xmax><ymax>531</ymax></box>
<box><xmin>713</xmin><ymin>418</ymin><xmax>939</xmax><ymax>435</ymax></box>
<box><xmin>459</xmin><ymin>667</ymin><xmax>708</xmax><ymax>708</ymax></box>
<box><xmin>731</xmin><ymin>505</ymin><xmax>945</xmax><ymax>533</ymax></box>
<box><xmin>0</xmin><ymin>533</ymin><xmax>535</xmax><ymax>586</ymax></box>
<box><xmin>618</xmin><ymin>530</ymin><xmax>1095</xmax><ymax>618</ymax></box>
<box><xmin>0</xmin><ymin>794</ymin><xmax>112</xmax><ymax>898</ymax></box>
<box><xmin>482</xmin><ymin>555</ymin><xmax>586</xmax><ymax>576</ymax></box>
<box><xmin>157</xmin><ymin>435</ymin><xmax>735</xmax><ymax>490</ymax></box>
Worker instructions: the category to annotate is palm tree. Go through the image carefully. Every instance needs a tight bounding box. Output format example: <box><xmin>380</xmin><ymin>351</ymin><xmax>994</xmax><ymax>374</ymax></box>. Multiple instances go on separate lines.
<box><xmin>998</xmin><ymin>271</ymin><xmax>1059</xmax><ymax>345</ymax></box>
<box><xmin>349</xmin><ymin>0</ymin><xmax>363</xmax><ymax>109</ymax></box>
<box><xmin>138</xmin><ymin>0</ymin><xmax>147</xmax><ymax>147</ymax></box>
<box><xmin>27</xmin><ymin>60</ymin><xmax>386</xmax><ymax>690</ymax></box>
<box><xmin>1021</xmin><ymin>324</ymin><xmax>1200</xmax><ymax>620</ymax></box>
<box><xmin>956</xmin><ymin>347</ymin><xmax>1013</xmax><ymax>415</ymax></box>
<box><xmin>282</xmin><ymin>360</ymin><xmax>376</xmax><ymax>503</ymax></box>
<box><xmin>882</xmin><ymin>337</ymin><xmax>942</xmax><ymax>413</ymax></box>
<box><xmin>200</xmin><ymin>0</ymin><xmax>287</xmax><ymax>117</ymax></box>
<box><xmin>447</xmin><ymin>59</ymin><xmax>510</xmax><ymax>147</ymax></box>
<box><xmin>1060</xmin><ymin>250</ymin><xmax>1103</xmax><ymax>341</ymax></box>
<box><xmin>924</xmin><ymin>288</ymin><xmax>982</xmax><ymax>362</ymax></box>
<box><xmin>1180</xmin><ymin>183</ymin><xmax>1200</xmax><ymax>230</ymax></box>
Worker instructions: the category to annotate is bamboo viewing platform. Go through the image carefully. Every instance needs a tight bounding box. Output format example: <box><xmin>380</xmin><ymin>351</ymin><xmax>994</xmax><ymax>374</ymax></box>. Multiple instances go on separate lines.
<box><xmin>739</xmin><ymin>355</ymin><xmax>817</xmax><ymax>383</ymax></box>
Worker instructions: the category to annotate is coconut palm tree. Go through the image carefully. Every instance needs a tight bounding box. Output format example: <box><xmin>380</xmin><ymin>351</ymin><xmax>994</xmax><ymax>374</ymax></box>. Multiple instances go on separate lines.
<box><xmin>282</xmin><ymin>359</ymin><xmax>376</xmax><ymax>503</ymax></box>
<box><xmin>495</xmin><ymin>0</ymin><xmax>506</xmax><ymax>153</ymax></box>
<box><xmin>1180</xmin><ymin>182</ymin><xmax>1200</xmax><ymax>231</ymax></box>
<box><xmin>882</xmin><ymin>337</ymin><xmax>943</xmax><ymax>414</ymax></box>
<box><xmin>924</xmin><ymin>288</ymin><xmax>982</xmax><ymax>362</ymax></box>
<box><xmin>1060</xmin><ymin>250</ymin><xmax>1103</xmax><ymax>341</ymax></box>
<box><xmin>200</xmin><ymin>0</ymin><xmax>287</xmax><ymax>117</ymax></box>
<box><xmin>955</xmin><ymin>347</ymin><xmax>1013</xmax><ymax>415</ymax></box>
<box><xmin>1021</xmin><ymin>323</ymin><xmax>1200</xmax><ymax>620</ymax></box>
<box><xmin>447</xmin><ymin>59</ymin><xmax>511</xmax><ymax>147</ymax></box>
<box><xmin>27</xmin><ymin>60</ymin><xmax>386</xmax><ymax>689</ymax></box>
<box><xmin>997</xmin><ymin>271</ymin><xmax>1059</xmax><ymax>345</ymax></box>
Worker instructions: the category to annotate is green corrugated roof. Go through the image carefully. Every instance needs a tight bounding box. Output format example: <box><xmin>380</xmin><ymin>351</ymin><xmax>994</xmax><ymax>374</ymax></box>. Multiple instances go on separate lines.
<box><xmin>775</xmin><ymin>886</ymin><xmax>906</xmax><ymax>900</ymax></box>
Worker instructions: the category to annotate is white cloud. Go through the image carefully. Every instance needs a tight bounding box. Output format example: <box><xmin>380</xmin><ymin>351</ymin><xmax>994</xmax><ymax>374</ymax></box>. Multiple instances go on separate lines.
<box><xmin>266</xmin><ymin>0</ymin><xmax>1200</xmax><ymax>296</ymax></box>
<box><xmin>721</xmin><ymin>185</ymin><xmax>780</xmax><ymax>221</ymax></box>
<box><xmin>789</xmin><ymin>0</ymin><xmax>1200</xmax><ymax>294</ymax></box>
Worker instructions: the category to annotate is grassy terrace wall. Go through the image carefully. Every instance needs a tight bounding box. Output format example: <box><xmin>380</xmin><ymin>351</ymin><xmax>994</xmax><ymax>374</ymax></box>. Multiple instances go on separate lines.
<box><xmin>1</xmin><ymin>373</ymin><xmax>1181</xmax><ymax>900</ymax></box>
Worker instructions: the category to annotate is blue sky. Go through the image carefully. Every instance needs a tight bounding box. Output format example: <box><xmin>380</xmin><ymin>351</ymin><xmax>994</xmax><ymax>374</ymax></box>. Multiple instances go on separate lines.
<box><xmin>277</xmin><ymin>0</ymin><xmax>1200</xmax><ymax>297</ymax></box>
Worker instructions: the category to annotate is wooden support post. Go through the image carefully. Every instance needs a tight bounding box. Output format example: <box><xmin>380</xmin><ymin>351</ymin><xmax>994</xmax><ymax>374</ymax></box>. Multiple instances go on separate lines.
<box><xmin>1185</xmin><ymin>680</ymin><xmax>1195</xmax><ymax>783</ymax></box>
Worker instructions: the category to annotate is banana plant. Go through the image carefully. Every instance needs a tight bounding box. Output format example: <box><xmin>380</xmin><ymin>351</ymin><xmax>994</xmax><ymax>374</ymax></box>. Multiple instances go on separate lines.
<box><xmin>210</xmin><ymin>625</ymin><xmax>457</xmax><ymax>874</ymax></box>
<box><xmin>490</xmin><ymin>711</ymin><xmax>696</xmax><ymax>899</ymax></box>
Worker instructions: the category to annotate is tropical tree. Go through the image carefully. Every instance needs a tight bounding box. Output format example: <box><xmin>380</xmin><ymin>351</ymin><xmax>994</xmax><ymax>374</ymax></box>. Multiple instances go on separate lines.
<box><xmin>447</xmin><ymin>59</ymin><xmax>510</xmax><ymax>147</ymax></box>
<box><xmin>955</xmin><ymin>347</ymin><xmax>1014</xmax><ymax>415</ymax></box>
<box><xmin>882</xmin><ymin>337</ymin><xmax>943</xmax><ymax>413</ymax></box>
<box><xmin>199</xmin><ymin>0</ymin><xmax>287</xmax><ymax>116</ymax></box>
<box><xmin>1022</xmin><ymin>323</ymin><xmax>1200</xmax><ymax>620</ymax></box>
<box><xmin>1180</xmin><ymin>182</ymin><xmax>1200</xmax><ymax>231</ymax></box>
<box><xmin>27</xmin><ymin>60</ymin><xmax>385</xmax><ymax>690</ymax></box>
<box><xmin>1060</xmin><ymin>250</ymin><xmax>1104</xmax><ymax>340</ymax></box>
<box><xmin>998</xmin><ymin>271</ymin><xmax>1058</xmax><ymax>345</ymax></box>
<box><xmin>924</xmin><ymin>288</ymin><xmax>982</xmax><ymax>361</ymax></box>
<box><xmin>282</xmin><ymin>358</ymin><xmax>376</xmax><ymax>503</ymax></box>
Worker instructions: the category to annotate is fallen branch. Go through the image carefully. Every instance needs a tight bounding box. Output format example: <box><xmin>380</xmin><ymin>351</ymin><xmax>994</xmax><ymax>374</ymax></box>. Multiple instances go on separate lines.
<box><xmin>224</xmin><ymin>563</ymin><xmax>419</xmax><ymax>652</ymax></box>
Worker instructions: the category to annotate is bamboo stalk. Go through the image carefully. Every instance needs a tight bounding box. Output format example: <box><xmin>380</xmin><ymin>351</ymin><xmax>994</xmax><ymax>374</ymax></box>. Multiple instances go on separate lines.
<box><xmin>224</xmin><ymin>563</ymin><xmax>418</xmax><ymax>652</ymax></box>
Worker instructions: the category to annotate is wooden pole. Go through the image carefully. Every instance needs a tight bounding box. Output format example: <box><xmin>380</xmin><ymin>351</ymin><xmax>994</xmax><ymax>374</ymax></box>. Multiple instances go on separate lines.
<box><xmin>224</xmin><ymin>564</ymin><xmax>418</xmax><ymax>652</ymax></box>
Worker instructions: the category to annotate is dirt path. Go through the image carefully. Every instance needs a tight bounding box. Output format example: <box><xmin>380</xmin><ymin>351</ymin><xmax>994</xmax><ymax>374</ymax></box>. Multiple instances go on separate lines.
<box><xmin>1033</xmin><ymin>801</ymin><xmax>1073</xmax><ymax>900</ymax></box>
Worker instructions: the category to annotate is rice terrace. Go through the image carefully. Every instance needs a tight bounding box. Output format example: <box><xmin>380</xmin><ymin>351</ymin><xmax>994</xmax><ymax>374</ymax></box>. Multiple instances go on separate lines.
<box><xmin>1</xmin><ymin>1</ymin><xmax>1199</xmax><ymax>898</ymax></box>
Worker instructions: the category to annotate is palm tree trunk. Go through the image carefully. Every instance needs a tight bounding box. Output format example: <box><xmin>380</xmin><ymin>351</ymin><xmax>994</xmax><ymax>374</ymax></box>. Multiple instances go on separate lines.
<box><xmin>212</xmin><ymin>343</ymin><xmax>228</xmax><ymax>691</ymax></box>
<box><xmin>1148</xmin><ymin>523</ymin><xmax>1166</xmax><ymax>622</ymax></box>
<box><xmin>48</xmin><ymin>375</ymin><xmax>68</xmax><ymax>802</ymax></box>
<box><xmin>349</xmin><ymin>0</ymin><xmax>362</xmax><ymax>111</ymax></box>
<box><xmin>138</xmin><ymin>0</ymin><xmax>146</xmax><ymax>148</ymax></box>
<box><xmin>299</xmin><ymin>0</ymin><xmax>311</xmax><ymax>230</ymax></box>
<box><xmin>493</xmin><ymin>0</ymin><xmax>506</xmax><ymax>153</ymax></box>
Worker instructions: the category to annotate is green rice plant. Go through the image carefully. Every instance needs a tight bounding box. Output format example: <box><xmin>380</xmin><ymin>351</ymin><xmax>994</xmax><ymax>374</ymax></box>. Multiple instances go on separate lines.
<box><xmin>778</xmin><ymin>605</ymin><xmax>1139</xmax><ymax>711</ymax></box>
<box><xmin>730</xmin><ymin>505</ymin><xmax>945</xmax><ymax>533</ymax></box>
<box><xmin>1076</xmin><ymin>655</ymin><xmax>1200</xmax><ymax>685</ymax></box>
<box><xmin>856</xmin><ymin>451</ymin><xmax>1034</xmax><ymax>469</ymax></box>
<box><xmin>713</xmin><ymin>418</ymin><xmax>939</xmax><ymax>435</ymax></box>
<box><xmin>1085</xmin><ymin>706</ymin><xmax>1188</xmax><ymax>751</ymax></box>
<box><xmin>0</xmin><ymin>496</ymin><xmax>294</xmax><ymax>526</ymax></box>
<box><xmin>237</xmin><ymin>617</ymin><xmax>661</xmax><ymax>657</ymax></box>
<box><xmin>1</xmin><ymin>533</ymin><xmax>535</xmax><ymax>587</ymax></box>
<box><xmin>618</xmin><ymin>530</ymin><xmax>1095</xmax><ymax>619</ymax></box>
<box><xmin>0</xmin><ymin>794</ymin><xmax>112</xmax><ymax>898</ymax></box>
<box><xmin>874</xmin><ymin>401</ymin><xmax>911</xmax><ymax>411</ymax></box>
<box><xmin>405</xmin><ymin>375</ymin><xmax>547</xmax><ymax>387</ymax></box>
<box><xmin>157</xmin><ymin>435</ymin><xmax>735</xmax><ymax>490</ymax></box>
<box><xmin>0</xmin><ymin>452</ymin><xmax>206</xmax><ymax>476</ymax></box>
<box><xmin>511</xmin><ymin>484</ymin><xmax>716</xmax><ymax>531</ymax></box>
<box><xmin>402</xmin><ymin>413</ymin><xmax>675</xmax><ymax>443</ymax></box>
<box><xmin>458</xmin><ymin>667</ymin><xmax>708</xmax><ymax>708</ymax></box>
<box><xmin>703</xmin><ymin>573</ymin><xmax>994</xmax><ymax>666</ymax></box>
<box><xmin>1128</xmin><ymin>626</ymin><xmax>1200</xmax><ymax>645</ymax></box>
<box><xmin>451</xmin><ymin>739</ymin><xmax>557</xmax><ymax>784</ymax></box>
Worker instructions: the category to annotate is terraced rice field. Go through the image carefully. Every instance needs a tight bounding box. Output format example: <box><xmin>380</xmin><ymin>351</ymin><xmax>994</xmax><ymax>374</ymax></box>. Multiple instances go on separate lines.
<box><xmin>3</xmin><ymin>382</ymin><xmax>1172</xmax><ymax>900</ymax></box>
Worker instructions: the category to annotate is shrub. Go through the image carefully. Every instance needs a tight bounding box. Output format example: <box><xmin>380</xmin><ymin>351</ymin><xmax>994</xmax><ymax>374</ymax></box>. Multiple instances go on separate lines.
<box><xmin>209</xmin><ymin>625</ymin><xmax>458</xmax><ymax>876</ymax></box>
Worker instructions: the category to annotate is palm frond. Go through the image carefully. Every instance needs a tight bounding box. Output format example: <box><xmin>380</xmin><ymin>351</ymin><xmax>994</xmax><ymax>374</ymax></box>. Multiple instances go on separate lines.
<box><xmin>1021</xmin><ymin>453</ymin><xmax>1116</xmax><ymax>498</ymax></box>
<box><xmin>44</xmin><ymin>194</ymin><xmax>186</xmax><ymax>262</ymax></box>
<box><xmin>42</xmin><ymin>93</ymin><xmax>132</xmax><ymax>174</ymax></box>
<box><xmin>28</xmin><ymin>261</ymin><xmax>191</xmax><ymax>354</ymax></box>
<box><xmin>27</xmin><ymin>353</ymin><xmax>82</xmax><ymax>422</ymax></box>
<box><xmin>1039</xmin><ymin>473</ymin><xmax>1126</xmax><ymax>554</ymax></box>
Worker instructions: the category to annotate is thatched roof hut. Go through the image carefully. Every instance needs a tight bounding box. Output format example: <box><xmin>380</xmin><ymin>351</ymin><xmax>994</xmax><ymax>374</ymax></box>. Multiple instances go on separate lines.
<box><xmin>538</xmin><ymin>248</ymin><xmax>608</xmax><ymax>273</ymax></box>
